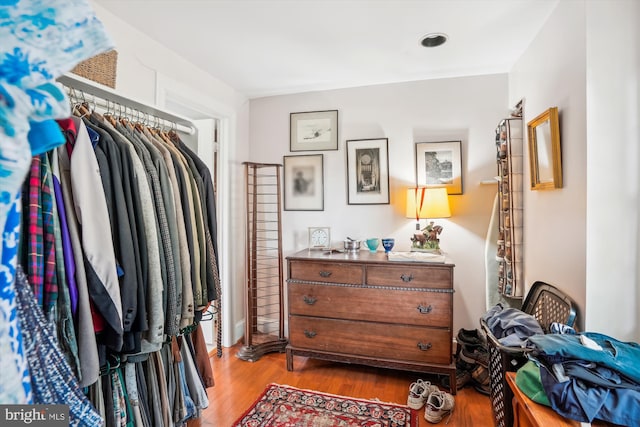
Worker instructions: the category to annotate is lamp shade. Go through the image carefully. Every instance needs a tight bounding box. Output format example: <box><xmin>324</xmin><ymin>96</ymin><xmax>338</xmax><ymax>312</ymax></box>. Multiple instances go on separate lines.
<box><xmin>405</xmin><ymin>187</ymin><xmax>451</xmax><ymax>220</ymax></box>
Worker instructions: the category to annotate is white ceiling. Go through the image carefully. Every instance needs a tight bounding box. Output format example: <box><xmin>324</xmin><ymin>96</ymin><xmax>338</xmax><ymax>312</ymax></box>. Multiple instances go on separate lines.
<box><xmin>95</xmin><ymin>0</ymin><xmax>558</xmax><ymax>99</ymax></box>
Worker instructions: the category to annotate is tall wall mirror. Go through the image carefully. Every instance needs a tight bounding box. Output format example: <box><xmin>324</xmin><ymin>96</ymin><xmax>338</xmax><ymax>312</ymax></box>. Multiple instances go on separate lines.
<box><xmin>527</xmin><ymin>106</ymin><xmax>562</xmax><ymax>190</ymax></box>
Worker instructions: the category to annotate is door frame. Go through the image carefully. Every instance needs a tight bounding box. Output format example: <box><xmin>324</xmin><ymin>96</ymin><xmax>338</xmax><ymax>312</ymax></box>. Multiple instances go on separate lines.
<box><xmin>155</xmin><ymin>72</ymin><xmax>236</xmax><ymax>347</ymax></box>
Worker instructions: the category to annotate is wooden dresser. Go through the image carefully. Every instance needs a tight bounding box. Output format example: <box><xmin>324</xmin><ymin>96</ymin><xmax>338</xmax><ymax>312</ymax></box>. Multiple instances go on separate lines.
<box><xmin>285</xmin><ymin>249</ymin><xmax>457</xmax><ymax>394</ymax></box>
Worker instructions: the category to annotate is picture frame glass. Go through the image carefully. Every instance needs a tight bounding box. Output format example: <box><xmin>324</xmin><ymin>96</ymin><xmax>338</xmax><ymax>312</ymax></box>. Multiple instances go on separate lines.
<box><xmin>290</xmin><ymin>110</ymin><xmax>338</xmax><ymax>151</ymax></box>
<box><xmin>415</xmin><ymin>140</ymin><xmax>462</xmax><ymax>195</ymax></box>
<box><xmin>283</xmin><ymin>154</ymin><xmax>324</xmax><ymax>211</ymax></box>
<box><xmin>346</xmin><ymin>138</ymin><xmax>390</xmax><ymax>205</ymax></box>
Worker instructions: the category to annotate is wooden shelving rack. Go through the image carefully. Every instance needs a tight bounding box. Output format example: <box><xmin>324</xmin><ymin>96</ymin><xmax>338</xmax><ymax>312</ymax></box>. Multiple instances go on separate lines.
<box><xmin>495</xmin><ymin>118</ymin><xmax>524</xmax><ymax>298</ymax></box>
<box><xmin>237</xmin><ymin>162</ymin><xmax>288</xmax><ymax>361</ymax></box>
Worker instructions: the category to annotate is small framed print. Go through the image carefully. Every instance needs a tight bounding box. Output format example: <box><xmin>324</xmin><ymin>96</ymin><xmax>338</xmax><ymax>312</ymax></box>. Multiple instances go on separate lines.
<box><xmin>290</xmin><ymin>110</ymin><xmax>338</xmax><ymax>151</ymax></box>
<box><xmin>415</xmin><ymin>140</ymin><xmax>463</xmax><ymax>195</ymax></box>
<box><xmin>346</xmin><ymin>138</ymin><xmax>390</xmax><ymax>205</ymax></box>
<box><xmin>283</xmin><ymin>154</ymin><xmax>324</xmax><ymax>211</ymax></box>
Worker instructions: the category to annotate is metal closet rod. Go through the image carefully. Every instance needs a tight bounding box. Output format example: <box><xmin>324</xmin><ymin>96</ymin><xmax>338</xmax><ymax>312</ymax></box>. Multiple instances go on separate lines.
<box><xmin>57</xmin><ymin>73</ymin><xmax>196</xmax><ymax>135</ymax></box>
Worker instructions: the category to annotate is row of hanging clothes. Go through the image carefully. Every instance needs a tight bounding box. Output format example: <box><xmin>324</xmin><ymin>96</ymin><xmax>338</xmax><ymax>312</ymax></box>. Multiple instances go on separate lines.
<box><xmin>16</xmin><ymin>83</ymin><xmax>221</xmax><ymax>426</ymax></box>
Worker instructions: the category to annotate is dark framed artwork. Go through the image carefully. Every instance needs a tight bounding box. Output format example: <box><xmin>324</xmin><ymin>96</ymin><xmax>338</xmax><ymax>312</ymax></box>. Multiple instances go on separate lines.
<box><xmin>283</xmin><ymin>154</ymin><xmax>324</xmax><ymax>211</ymax></box>
<box><xmin>415</xmin><ymin>140</ymin><xmax>462</xmax><ymax>195</ymax></box>
<box><xmin>290</xmin><ymin>110</ymin><xmax>338</xmax><ymax>151</ymax></box>
<box><xmin>346</xmin><ymin>138</ymin><xmax>390</xmax><ymax>205</ymax></box>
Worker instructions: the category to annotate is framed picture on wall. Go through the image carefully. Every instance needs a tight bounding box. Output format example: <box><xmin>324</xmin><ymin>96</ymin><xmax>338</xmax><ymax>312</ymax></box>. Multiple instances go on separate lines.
<box><xmin>283</xmin><ymin>154</ymin><xmax>324</xmax><ymax>211</ymax></box>
<box><xmin>346</xmin><ymin>138</ymin><xmax>390</xmax><ymax>205</ymax></box>
<box><xmin>290</xmin><ymin>110</ymin><xmax>338</xmax><ymax>151</ymax></box>
<box><xmin>415</xmin><ymin>140</ymin><xmax>462</xmax><ymax>194</ymax></box>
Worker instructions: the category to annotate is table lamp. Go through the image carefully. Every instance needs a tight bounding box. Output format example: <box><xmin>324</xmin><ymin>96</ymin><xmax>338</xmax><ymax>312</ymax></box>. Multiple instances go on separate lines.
<box><xmin>405</xmin><ymin>187</ymin><xmax>451</xmax><ymax>252</ymax></box>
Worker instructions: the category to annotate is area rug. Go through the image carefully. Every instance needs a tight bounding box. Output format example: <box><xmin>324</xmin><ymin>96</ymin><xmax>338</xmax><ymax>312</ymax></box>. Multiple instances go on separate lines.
<box><xmin>233</xmin><ymin>383</ymin><xmax>418</xmax><ymax>426</ymax></box>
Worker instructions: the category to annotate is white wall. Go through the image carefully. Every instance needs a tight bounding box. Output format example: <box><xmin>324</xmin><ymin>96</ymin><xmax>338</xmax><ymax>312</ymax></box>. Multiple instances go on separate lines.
<box><xmin>92</xmin><ymin>0</ymin><xmax>640</xmax><ymax>345</ymax></box>
<box><xmin>91</xmin><ymin>2</ymin><xmax>251</xmax><ymax>346</ymax></box>
<box><xmin>249</xmin><ymin>75</ymin><xmax>509</xmax><ymax>333</ymax></box>
<box><xmin>585</xmin><ymin>0</ymin><xmax>640</xmax><ymax>341</ymax></box>
<box><xmin>510</xmin><ymin>0</ymin><xmax>640</xmax><ymax>341</ymax></box>
<box><xmin>508</xmin><ymin>0</ymin><xmax>587</xmax><ymax>327</ymax></box>
<box><xmin>90</xmin><ymin>2</ymin><xmax>244</xmax><ymax>110</ymax></box>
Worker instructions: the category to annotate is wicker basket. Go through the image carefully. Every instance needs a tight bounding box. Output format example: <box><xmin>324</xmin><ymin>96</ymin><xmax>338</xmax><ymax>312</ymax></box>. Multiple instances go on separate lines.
<box><xmin>480</xmin><ymin>281</ymin><xmax>577</xmax><ymax>427</ymax></box>
<box><xmin>71</xmin><ymin>49</ymin><xmax>117</xmax><ymax>88</ymax></box>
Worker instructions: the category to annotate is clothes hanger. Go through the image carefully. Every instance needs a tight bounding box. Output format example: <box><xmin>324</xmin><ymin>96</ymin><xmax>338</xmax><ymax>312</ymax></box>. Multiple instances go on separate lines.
<box><xmin>200</xmin><ymin>306</ymin><xmax>217</xmax><ymax>322</ymax></box>
<box><xmin>119</xmin><ymin>105</ymin><xmax>130</xmax><ymax>127</ymax></box>
<box><xmin>98</xmin><ymin>353</ymin><xmax>121</xmax><ymax>377</ymax></box>
<box><xmin>146</xmin><ymin>115</ymin><xmax>160</xmax><ymax>136</ymax></box>
<box><xmin>167</xmin><ymin>122</ymin><xmax>181</xmax><ymax>144</ymax></box>
<box><xmin>158</xmin><ymin>119</ymin><xmax>171</xmax><ymax>142</ymax></box>
<box><xmin>95</xmin><ymin>99</ymin><xmax>112</xmax><ymax>123</ymax></box>
<box><xmin>105</xmin><ymin>101</ymin><xmax>119</xmax><ymax>127</ymax></box>
<box><xmin>70</xmin><ymin>88</ymin><xmax>91</xmax><ymax>118</ymax></box>
<box><xmin>134</xmin><ymin>112</ymin><xmax>148</xmax><ymax>133</ymax></box>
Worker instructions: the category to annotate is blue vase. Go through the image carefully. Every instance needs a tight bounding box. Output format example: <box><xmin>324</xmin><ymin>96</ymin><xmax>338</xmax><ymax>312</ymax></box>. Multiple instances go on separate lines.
<box><xmin>381</xmin><ymin>238</ymin><xmax>395</xmax><ymax>253</ymax></box>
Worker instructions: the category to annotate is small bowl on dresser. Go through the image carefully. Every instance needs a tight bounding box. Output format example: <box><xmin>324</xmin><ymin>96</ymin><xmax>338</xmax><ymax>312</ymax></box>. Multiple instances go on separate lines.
<box><xmin>343</xmin><ymin>239</ymin><xmax>361</xmax><ymax>253</ymax></box>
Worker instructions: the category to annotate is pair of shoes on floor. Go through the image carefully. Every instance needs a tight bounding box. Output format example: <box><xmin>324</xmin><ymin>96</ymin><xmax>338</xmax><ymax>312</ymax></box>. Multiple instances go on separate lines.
<box><xmin>455</xmin><ymin>328</ymin><xmax>484</xmax><ymax>358</ymax></box>
<box><xmin>459</xmin><ymin>344</ymin><xmax>489</xmax><ymax>367</ymax></box>
<box><xmin>455</xmin><ymin>327</ymin><xmax>491</xmax><ymax>396</ymax></box>
<box><xmin>406</xmin><ymin>379</ymin><xmax>439</xmax><ymax>410</ymax></box>
<box><xmin>456</xmin><ymin>328</ymin><xmax>489</xmax><ymax>367</ymax></box>
<box><xmin>454</xmin><ymin>355</ymin><xmax>490</xmax><ymax>395</ymax></box>
<box><xmin>457</xmin><ymin>328</ymin><xmax>486</xmax><ymax>348</ymax></box>
<box><xmin>470</xmin><ymin>364</ymin><xmax>490</xmax><ymax>396</ymax></box>
<box><xmin>440</xmin><ymin>360</ymin><xmax>473</xmax><ymax>391</ymax></box>
<box><xmin>424</xmin><ymin>390</ymin><xmax>455</xmax><ymax>424</ymax></box>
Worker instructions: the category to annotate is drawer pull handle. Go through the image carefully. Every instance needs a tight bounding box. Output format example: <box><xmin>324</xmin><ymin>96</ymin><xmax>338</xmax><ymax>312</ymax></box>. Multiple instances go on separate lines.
<box><xmin>417</xmin><ymin>304</ymin><xmax>433</xmax><ymax>314</ymax></box>
<box><xmin>303</xmin><ymin>295</ymin><xmax>317</xmax><ymax>305</ymax></box>
<box><xmin>400</xmin><ymin>273</ymin><xmax>414</xmax><ymax>282</ymax></box>
<box><xmin>319</xmin><ymin>271</ymin><xmax>332</xmax><ymax>278</ymax></box>
<box><xmin>417</xmin><ymin>342</ymin><xmax>432</xmax><ymax>351</ymax></box>
<box><xmin>304</xmin><ymin>330</ymin><xmax>317</xmax><ymax>338</ymax></box>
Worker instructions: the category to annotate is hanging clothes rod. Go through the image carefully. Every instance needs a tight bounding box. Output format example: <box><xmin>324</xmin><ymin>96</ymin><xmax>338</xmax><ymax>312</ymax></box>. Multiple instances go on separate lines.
<box><xmin>57</xmin><ymin>73</ymin><xmax>197</xmax><ymax>135</ymax></box>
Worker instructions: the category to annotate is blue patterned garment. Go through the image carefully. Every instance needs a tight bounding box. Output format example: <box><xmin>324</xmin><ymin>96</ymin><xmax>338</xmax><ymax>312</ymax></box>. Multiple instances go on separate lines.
<box><xmin>15</xmin><ymin>264</ymin><xmax>103</xmax><ymax>426</ymax></box>
<box><xmin>0</xmin><ymin>0</ymin><xmax>114</xmax><ymax>404</ymax></box>
<box><xmin>0</xmin><ymin>200</ymin><xmax>30</xmax><ymax>403</ymax></box>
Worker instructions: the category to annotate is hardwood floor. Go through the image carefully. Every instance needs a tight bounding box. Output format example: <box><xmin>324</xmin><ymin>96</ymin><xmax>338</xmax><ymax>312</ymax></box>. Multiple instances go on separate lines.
<box><xmin>193</xmin><ymin>343</ymin><xmax>494</xmax><ymax>426</ymax></box>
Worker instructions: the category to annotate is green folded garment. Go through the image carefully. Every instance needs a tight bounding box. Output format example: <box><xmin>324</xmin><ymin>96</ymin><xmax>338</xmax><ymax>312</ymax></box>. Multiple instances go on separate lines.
<box><xmin>515</xmin><ymin>360</ymin><xmax>551</xmax><ymax>406</ymax></box>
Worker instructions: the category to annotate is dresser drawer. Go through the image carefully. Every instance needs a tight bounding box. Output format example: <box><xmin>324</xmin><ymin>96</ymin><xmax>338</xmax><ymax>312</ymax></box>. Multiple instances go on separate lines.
<box><xmin>289</xmin><ymin>316</ymin><xmax>451</xmax><ymax>365</ymax></box>
<box><xmin>288</xmin><ymin>282</ymin><xmax>451</xmax><ymax>327</ymax></box>
<box><xmin>289</xmin><ymin>260</ymin><xmax>362</xmax><ymax>284</ymax></box>
<box><xmin>366</xmin><ymin>264</ymin><xmax>452</xmax><ymax>289</ymax></box>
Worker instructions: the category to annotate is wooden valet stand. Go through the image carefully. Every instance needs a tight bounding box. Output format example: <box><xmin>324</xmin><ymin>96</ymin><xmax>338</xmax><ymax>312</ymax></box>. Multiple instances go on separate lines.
<box><xmin>237</xmin><ymin>162</ymin><xmax>288</xmax><ymax>361</ymax></box>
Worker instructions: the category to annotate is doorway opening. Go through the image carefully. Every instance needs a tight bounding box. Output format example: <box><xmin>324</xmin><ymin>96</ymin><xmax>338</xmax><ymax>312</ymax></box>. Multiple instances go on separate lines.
<box><xmin>156</xmin><ymin>73</ymin><xmax>234</xmax><ymax>356</ymax></box>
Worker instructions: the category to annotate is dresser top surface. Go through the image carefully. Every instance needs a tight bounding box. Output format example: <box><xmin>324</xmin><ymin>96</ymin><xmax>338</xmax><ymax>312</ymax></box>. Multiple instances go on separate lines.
<box><xmin>287</xmin><ymin>249</ymin><xmax>454</xmax><ymax>267</ymax></box>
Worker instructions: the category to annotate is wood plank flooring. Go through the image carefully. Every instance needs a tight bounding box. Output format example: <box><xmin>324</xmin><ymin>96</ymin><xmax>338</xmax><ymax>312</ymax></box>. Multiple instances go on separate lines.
<box><xmin>192</xmin><ymin>343</ymin><xmax>494</xmax><ymax>426</ymax></box>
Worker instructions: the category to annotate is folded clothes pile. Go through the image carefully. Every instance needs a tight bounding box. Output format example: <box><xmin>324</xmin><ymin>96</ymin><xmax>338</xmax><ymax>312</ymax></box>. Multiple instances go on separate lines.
<box><xmin>518</xmin><ymin>329</ymin><xmax>640</xmax><ymax>427</ymax></box>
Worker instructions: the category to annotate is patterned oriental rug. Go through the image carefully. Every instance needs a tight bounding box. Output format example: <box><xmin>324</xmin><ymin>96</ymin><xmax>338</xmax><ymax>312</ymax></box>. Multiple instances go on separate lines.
<box><xmin>233</xmin><ymin>383</ymin><xmax>418</xmax><ymax>427</ymax></box>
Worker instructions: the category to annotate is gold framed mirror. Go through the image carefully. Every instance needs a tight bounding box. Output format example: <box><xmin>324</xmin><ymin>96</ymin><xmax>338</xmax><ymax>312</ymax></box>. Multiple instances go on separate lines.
<box><xmin>527</xmin><ymin>107</ymin><xmax>562</xmax><ymax>190</ymax></box>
